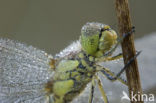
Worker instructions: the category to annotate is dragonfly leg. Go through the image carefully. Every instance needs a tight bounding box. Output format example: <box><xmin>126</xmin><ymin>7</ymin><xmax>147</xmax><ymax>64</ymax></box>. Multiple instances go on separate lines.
<box><xmin>98</xmin><ymin>51</ymin><xmax>141</xmax><ymax>85</ymax></box>
<box><xmin>113</xmin><ymin>51</ymin><xmax>141</xmax><ymax>79</ymax></box>
<box><xmin>95</xmin><ymin>75</ymin><xmax>109</xmax><ymax>103</ymax></box>
<box><xmin>99</xmin><ymin>67</ymin><xmax>127</xmax><ymax>85</ymax></box>
<box><xmin>88</xmin><ymin>78</ymin><xmax>95</xmax><ymax>103</ymax></box>
<box><xmin>96</xmin><ymin>53</ymin><xmax>123</xmax><ymax>62</ymax></box>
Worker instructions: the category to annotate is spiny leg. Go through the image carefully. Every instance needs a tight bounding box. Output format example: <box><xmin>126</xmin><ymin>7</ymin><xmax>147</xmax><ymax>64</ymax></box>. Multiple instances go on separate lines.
<box><xmin>97</xmin><ymin>50</ymin><xmax>140</xmax><ymax>63</ymax></box>
<box><xmin>114</xmin><ymin>51</ymin><xmax>141</xmax><ymax>78</ymax></box>
<box><xmin>95</xmin><ymin>75</ymin><xmax>108</xmax><ymax>103</ymax></box>
<box><xmin>99</xmin><ymin>67</ymin><xmax>127</xmax><ymax>85</ymax></box>
<box><xmin>99</xmin><ymin>51</ymin><xmax>141</xmax><ymax>84</ymax></box>
<box><xmin>107</xmin><ymin>53</ymin><xmax>122</xmax><ymax>61</ymax></box>
<box><xmin>96</xmin><ymin>52</ymin><xmax>123</xmax><ymax>63</ymax></box>
<box><xmin>109</xmin><ymin>50</ymin><xmax>140</xmax><ymax>61</ymax></box>
<box><xmin>88</xmin><ymin>79</ymin><xmax>95</xmax><ymax>103</ymax></box>
<box><xmin>104</xmin><ymin>26</ymin><xmax>135</xmax><ymax>56</ymax></box>
<box><xmin>95</xmin><ymin>53</ymin><xmax>127</xmax><ymax>85</ymax></box>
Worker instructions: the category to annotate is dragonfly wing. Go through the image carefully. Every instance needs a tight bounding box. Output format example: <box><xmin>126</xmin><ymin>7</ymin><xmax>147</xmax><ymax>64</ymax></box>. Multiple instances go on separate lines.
<box><xmin>0</xmin><ymin>38</ymin><xmax>54</xmax><ymax>103</ymax></box>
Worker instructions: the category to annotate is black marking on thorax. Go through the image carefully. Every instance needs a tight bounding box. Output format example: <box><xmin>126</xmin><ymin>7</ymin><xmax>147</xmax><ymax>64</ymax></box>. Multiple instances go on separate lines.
<box><xmin>65</xmin><ymin>52</ymin><xmax>96</xmax><ymax>80</ymax></box>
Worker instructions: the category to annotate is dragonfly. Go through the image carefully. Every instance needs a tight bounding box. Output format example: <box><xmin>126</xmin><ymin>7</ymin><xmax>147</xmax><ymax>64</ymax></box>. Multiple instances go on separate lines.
<box><xmin>0</xmin><ymin>22</ymin><xmax>140</xmax><ymax>103</ymax></box>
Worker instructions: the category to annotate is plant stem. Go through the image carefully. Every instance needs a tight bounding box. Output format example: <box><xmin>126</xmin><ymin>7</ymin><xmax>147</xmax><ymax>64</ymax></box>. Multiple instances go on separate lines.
<box><xmin>115</xmin><ymin>0</ymin><xmax>143</xmax><ymax>103</ymax></box>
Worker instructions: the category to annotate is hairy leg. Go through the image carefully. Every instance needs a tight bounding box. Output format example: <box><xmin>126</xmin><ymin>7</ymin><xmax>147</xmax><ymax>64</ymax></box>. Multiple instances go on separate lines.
<box><xmin>97</xmin><ymin>51</ymin><xmax>141</xmax><ymax>85</ymax></box>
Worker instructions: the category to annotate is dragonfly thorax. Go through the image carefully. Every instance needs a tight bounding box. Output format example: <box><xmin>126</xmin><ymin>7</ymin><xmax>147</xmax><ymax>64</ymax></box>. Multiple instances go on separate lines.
<box><xmin>45</xmin><ymin>51</ymin><xmax>97</xmax><ymax>103</ymax></box>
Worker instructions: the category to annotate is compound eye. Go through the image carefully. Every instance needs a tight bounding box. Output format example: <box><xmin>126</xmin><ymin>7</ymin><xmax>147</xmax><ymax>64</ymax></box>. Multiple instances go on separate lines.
<box><xmin>98</xmin><ymin>29</ymin><xmax>118</xmax><ymax>52</ymax></box>
<box><xmin>103</xmin><ymin>30</ymin><xmax>117</xmax><ymax>44</ymax></box>
<box><xmin>109</xmin><ymin>30</ymin><xmax>117</xmax><ymax>41</ymax></box>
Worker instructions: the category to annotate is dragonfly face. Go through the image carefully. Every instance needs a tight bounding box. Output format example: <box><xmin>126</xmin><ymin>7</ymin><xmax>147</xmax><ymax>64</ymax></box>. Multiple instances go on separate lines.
<box><xmin>81</xmin><ymin>22</ymin><xmax>118</xmax><ymax>57</ymax></box>
<box><xmin>0</xmin><ymin>22</ymin><xmax>129</xmax><ymax>103</ymax></box>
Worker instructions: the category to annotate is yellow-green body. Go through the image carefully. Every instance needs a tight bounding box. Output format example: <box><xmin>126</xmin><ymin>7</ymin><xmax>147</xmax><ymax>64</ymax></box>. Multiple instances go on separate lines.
<box><xmin>45</xmin><ymin>22</ymin><xmax>118</xmax><ymax>103</ymax></box>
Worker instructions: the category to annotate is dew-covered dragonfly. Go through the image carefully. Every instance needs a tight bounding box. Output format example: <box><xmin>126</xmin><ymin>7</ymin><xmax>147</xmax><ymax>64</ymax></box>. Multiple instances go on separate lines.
<box><xmin>0</xmin><ymin>22</ymin><xmax>140</xmax><ymax>103</ymax></box>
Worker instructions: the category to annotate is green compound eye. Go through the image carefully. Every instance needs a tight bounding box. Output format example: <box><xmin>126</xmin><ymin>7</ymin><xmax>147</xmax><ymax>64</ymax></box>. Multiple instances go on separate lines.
<box><xmin>80</xmin><ymin>22</ymin><xmax>102</xmax><ymax>55</ymax></box>
<box><xmin>80</xmin><ymin>32</ymin><xmax>99</xmax><ymax>55</ymax></box>
<box><xmin>80</xmin><ymin>22</ymin><xmax>117</xmax><ymax>56</ymax></box>
<box><xmin>99</xmin><ymin>29</ymin><xmax>117</xmax><ymax>52</ymax></box>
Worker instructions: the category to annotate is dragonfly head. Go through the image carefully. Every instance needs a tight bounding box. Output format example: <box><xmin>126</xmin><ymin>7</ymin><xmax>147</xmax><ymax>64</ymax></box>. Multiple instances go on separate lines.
<box><xmin>80</xmin><ymin>22</ymin><xmax>117</xmax><ymax>57</ymax></box>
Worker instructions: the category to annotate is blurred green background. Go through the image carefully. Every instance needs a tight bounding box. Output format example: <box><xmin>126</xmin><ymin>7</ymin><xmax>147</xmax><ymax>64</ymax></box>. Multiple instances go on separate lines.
<box><xmin>0</xmin><ymin>0</ymin><xmax>156</xmax><ymax>55</ymax></box>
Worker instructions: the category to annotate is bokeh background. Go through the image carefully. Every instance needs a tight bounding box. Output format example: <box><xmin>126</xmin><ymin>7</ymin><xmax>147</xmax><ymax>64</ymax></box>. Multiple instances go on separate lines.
<box><xmin>0</xmin><ymin>0</ymin><xmax>156</xmax><ymax>54</ymax></box>
<box><xmin>0</xmin><ymin>0</ymin><xmax>156</xmax><ymax>103</ymax></box>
